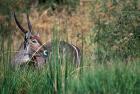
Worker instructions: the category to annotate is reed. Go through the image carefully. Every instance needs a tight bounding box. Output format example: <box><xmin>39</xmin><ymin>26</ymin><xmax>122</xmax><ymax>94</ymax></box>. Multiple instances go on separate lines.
<box><xmin>0</xmin><ymin>26</ymin><xmax>139</xmax><ymax>94</ymax></box>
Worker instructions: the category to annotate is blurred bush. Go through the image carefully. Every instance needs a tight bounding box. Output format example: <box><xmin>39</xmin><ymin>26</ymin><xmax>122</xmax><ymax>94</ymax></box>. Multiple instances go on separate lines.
<box><xmin>91</xmin><ymin>0</ymin><xmax>140</xmax><ymax>62</ymax></box>
<box><xmin>38</xmin><ymin>0</ymin><xmax>80</xmax><ymax>11</ymax></box>
<box><xmin>0</xmin><ymin>0</ymin><xmax>31</xmax><ymax>15</ymax></box>
<box><xmin>0</xmin><ymin>0</ymin><xmax>80</xmax><ymax>38</ymax></box>
<box><xmin>0</xmin><ymin>0</ymin><xmax>31</xmax><ymax>38</ymax></box>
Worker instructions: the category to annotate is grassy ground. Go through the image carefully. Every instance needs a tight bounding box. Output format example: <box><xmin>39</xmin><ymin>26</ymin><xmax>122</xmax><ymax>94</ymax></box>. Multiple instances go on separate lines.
<box><xmin>0</xmin><ymin>1</ymin><xmax>140</xmax><ymax>94</ymax></box>
<box><xmin>0</xmin><ymin>54</ymin><xmax>140</xmax><ymax>94</ymax></box>
<box><xmin>0</xmin><ymin>32</ymin><xmax>140</xmax><ymax>94</ymax></box>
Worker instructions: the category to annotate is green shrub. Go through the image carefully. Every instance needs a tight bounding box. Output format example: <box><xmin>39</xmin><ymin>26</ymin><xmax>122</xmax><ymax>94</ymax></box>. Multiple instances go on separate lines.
<box><xmin>91</xmin><ymin>0</ymin><xmax>140</xmax><ymax>62</ymax></box>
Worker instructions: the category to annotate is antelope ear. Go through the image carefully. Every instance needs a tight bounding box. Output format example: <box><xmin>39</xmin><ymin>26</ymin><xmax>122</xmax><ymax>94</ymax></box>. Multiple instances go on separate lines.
<box><xmin>13</xmin><ymin>12</ymin><xmax>27</xmax><ymax>34</ymax></box>
<box><xmin>34</xmin><ymin>32</ymin><xmax>40</xmax><ymax>37</ymax></box>
<box><xmin>36</xmin><ymin>32</ymin><xmax>40</xmax><ymax>37</ymax></box>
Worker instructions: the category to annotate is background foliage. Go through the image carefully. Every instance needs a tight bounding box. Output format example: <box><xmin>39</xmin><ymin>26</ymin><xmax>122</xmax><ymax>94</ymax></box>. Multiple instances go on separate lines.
<box><xmin>91</xmin><ymin>0</ymin><xmax>140</xmax><ymax>62</ymax></box>
<box><xmin>0</xmin><ymin>0</ymin><xmax>140</xmax><ymax>94</ymax></box>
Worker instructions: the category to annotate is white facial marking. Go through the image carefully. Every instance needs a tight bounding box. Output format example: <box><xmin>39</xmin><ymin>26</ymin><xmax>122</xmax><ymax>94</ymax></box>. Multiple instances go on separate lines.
<box><xmin>22</xmin><ymin>45</ymin><xmax>30</xmax><ymax>62</ymax></box>
<box><xmin>43</xmin><ymin>50</ymin><xmax>48</xmax><ymax>56</ymax></box>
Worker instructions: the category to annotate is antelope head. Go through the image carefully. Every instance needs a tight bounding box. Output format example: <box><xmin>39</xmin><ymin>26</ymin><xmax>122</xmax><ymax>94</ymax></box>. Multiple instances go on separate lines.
<box><xmin>13</xmin><ymin>13</ymin><xmax>48</xmax><ymax>67</ymax></box>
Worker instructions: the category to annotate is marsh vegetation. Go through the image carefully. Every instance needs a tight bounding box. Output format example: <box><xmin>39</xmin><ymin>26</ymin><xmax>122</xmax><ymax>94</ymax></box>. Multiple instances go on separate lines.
<box><xmin>0</xmin><ymin>0</ymin><xmax>140</xmax><ymax>94</ymax></box>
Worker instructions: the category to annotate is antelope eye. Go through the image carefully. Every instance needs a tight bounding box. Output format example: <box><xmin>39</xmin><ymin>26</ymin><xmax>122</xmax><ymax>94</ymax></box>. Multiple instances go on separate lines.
<box><xmin>32</xmin><ymin>40</ymin><xmax>37</xmax><ymax>43</ymax></box>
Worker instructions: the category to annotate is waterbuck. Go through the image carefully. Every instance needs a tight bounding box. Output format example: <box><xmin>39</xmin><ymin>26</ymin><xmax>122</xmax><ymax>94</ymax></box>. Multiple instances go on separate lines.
<box><xmin>11</xmin><ymin>13</ymin><xmax>81</xmax><ymax>68</ymax></box>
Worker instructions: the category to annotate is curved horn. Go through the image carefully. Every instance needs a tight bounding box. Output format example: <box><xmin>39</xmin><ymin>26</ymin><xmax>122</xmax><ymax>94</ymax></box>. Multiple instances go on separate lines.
<box><xmin>13</xmin><ymin>12</ymin><xmax>27</xmax><ymax>33</ymax></box>
<box><xmin>27</xmin><ymin>13</ymin><xmax>32</xmax><ymax>32</ymax></box>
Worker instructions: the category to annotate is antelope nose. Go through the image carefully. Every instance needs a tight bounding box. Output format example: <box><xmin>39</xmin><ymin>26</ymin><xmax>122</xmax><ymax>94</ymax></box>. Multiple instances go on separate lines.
<box><xmin>43</xmin><ymin>50</ymin><xmax>48</xmax><ymax>58</ymax></box>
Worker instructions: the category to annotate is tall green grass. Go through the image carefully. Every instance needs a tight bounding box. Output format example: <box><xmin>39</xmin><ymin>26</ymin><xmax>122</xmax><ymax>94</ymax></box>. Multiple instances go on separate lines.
<box><xmin>0</xmin><ymin>25</ymin><xmax>140</xmax><ymax>94</ymax></box>
<box><xmin>0</xmin><ymin>0</ymin><xmax>140</xmax><ymax>94</ymax></box>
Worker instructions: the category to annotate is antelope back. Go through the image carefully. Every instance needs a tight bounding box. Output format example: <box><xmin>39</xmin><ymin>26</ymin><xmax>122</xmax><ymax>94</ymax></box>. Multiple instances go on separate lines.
<box><xmin>44</xmin><ymin>41</ymin><xmax>81</xmax><ymax>66</ymax></box>
<box><xmin>59</xmin><ymin>41</ymin><xmax>81</xmax><ymax>65</ymax></box>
